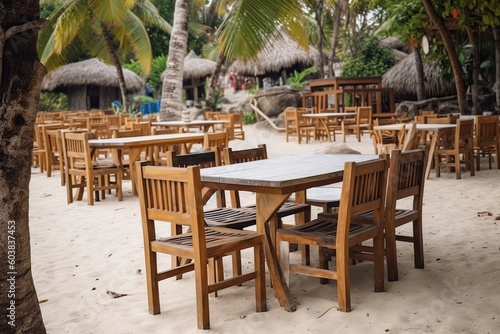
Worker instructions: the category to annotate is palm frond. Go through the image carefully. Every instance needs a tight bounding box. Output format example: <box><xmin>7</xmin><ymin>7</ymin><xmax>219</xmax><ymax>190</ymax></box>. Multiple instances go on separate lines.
<box><xmin>119</xmin><ymin>11</ymin><xmax>153</xmax><ymax>75</ymax></box>
<box><xmin>88</xmin><ymin>0</ymin><xmax>135</xmax><ymax>25</ymax></box>
<box><xmin>133</xmin><ymin>0</ymin><xmax>172</xmax><ymax>33</ymax></box>
<box><xmin>52</xmin><ymin>0</ymin><xmax>89</xmax><ymax>54</ymax></box>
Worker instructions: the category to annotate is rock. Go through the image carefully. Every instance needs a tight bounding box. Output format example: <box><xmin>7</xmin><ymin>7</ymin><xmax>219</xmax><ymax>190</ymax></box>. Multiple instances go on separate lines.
<box><xmin>323</xmin><ymin>145</ymin><xmax>361</xmax><ymax>155</ymax></box>
<box><xmin>253</xmin><ymin>86</ymin><xmax>301</xmax><ymax>117</ymax></box>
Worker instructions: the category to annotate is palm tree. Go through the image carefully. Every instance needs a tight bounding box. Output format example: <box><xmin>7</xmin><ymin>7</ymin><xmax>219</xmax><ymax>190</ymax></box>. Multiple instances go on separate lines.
<box><xmin>38</xmin><ymin>0</ymin><xmax>171</xmax><ymax>112</ymax></box>
<box><xmin>159</xmin><ymin>0</ymin><xmax>309</xmax><ymax>119</ymax></box>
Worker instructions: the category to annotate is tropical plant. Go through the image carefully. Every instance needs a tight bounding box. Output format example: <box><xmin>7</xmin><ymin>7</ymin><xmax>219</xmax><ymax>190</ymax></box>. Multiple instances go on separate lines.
<box><xmin>286</xmin><ymin>66</ymin><xmax>318</xmax><ymax>90</ymax></box>
<box><xmin>242</xmin><ymin>111</ymin><xmax>256</xmax><ymax>124</ymax></box>
<box><xmin>341</xmin><ymin>36</ymin><xmax>394</xmax><ymax>77</ymax></box>
<box><xmin>204</xmin><ymin>89</ymin><xmax>224</xmax><ymax>111</ymax></box>
<box><xmin>38</xmin><ymin>92</ymin><xmax>68</xmax><ymax>111</ymax></box>
<box><xmin>38</xmin><ymin>0</ymin><xmax>171</xmax><ymax>112</ymax></box>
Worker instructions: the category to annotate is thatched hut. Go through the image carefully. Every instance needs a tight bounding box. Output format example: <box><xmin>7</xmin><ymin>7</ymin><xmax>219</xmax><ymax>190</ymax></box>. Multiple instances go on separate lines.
<box><xmin>161</xmin><ymin>51</ymin><xmax>218</xmax><ymax>106</ymax></box>
<box><xmin>41</xmin><ymin>58</ymin><xmax>145</xmax><ymax>110</ymax></box>
<box><xmin>382</xmin><ymin>54</ymin><xmax>456</xmax><ymax>101</ymax></box>
<box><xmin>229</xmin><ymin>33</ymin><xmax>322</xmax><ymax>88</ymax></box>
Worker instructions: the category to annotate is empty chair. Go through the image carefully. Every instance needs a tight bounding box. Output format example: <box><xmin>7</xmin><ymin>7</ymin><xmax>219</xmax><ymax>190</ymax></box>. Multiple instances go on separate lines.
<box><xmin>276</xmin><ymin>157</ymin><xmax>389</xmax><ymax>312</ymax></box>
<box><xmin>434</xmin><ymin>119</ymin><xmax>475</xmax><ymax>179</ymax></box>
<box><xmin>474</xmin><ymin>115</ymin><xmax>500</xmax><ymax>170</ymax></box>
<box><xmin>371</xmin><ymin>119</ymin><xmax>406</xmax><ymax>154</ymax></box>
<box><xmin>136</xmin><ymin>163</ymin><xmax>266</xmax><ymax>329</ymax></box>
<box><xmin>61</xmin><ymin>131</ymin><xmax>123</xmax><ymax>205</ymax></box>
<box><xmin>202</xmin><ymin>130</ymin><xmax>229</xmax><ymax>153</ymax></box>
<box><xmin>284</xmin><ymin>107</ymin><xmax>316</xmax><ymax>144</ymax></box>
<box><xmin>342</xmin><ymin>106</ymin><xmax>372</xmax><ymax>142</ymax></box>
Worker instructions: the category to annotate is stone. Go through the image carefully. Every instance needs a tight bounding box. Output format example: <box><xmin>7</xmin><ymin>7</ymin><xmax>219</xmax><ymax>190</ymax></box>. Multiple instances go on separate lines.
<box><xmin>253</xmin><ymin>86</ymin><xmax>301</xmax><ymax>117</ymax></box>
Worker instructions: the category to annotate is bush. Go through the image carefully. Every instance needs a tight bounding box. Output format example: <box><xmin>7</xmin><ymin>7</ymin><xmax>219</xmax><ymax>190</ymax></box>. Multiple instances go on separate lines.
<box><xmin>38</xmin><ymin>92</ymin><xmax>67</xmax><ymax>111</ymax></box>
<box><xmin>341</xmin><ymin>37</ymin><xmax>394</xmax><ymax>77</ymax></box>
<box><xmin>242</xmin><ymin>111</ymin><xmax>256</xmax><ymax>124</ymax></box>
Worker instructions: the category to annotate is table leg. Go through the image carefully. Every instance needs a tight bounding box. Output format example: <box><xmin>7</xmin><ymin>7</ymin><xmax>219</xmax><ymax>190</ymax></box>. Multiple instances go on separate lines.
<box><xmin>256</xmin><ymin>193</ymin><xmax>297</xmax><ymax>312</ymax></box>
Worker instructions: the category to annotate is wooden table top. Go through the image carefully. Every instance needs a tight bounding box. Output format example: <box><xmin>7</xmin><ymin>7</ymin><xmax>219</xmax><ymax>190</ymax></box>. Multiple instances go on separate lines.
<box><xmin>200</xmin><ymin>154</ymin><xmax>378</xmax><ymax>194</ymax></box>
<box><xmin>152</xmin><ymin>120</ymin><xmax>227</xmax><ymax>127</ymax></box>
<box><xmin>303</xmin><ymin>112</ymin><xmax>356</xmax><ymax>118</ymax></box>
<box><xmin>374</xmin><ymin>123</ymin><xmax>456</xmax><ymax>131</ymax></box>
<box><xmin>88</xmin><ymin>132</ymin><xmax>205</xmax><ymax>148</ymax></box>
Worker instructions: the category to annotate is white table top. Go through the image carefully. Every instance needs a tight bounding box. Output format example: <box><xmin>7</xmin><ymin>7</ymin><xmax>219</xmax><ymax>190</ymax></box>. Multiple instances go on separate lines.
<box><xmin>88</xmin><ymin>132</ymin><xmax>204</xmax><ymax>148</ymax></box>
<box><xmin>152</xmin><ymin>120</ymin><xmax>227</xmax><ymax>127</ymax></box>
<box><xmin>200</xmin><ymin>154</ymin><xmax>378</xmax><ymax>194</ymax></box>
<box><xmin>374</xmin><ymin>123</ymin><xmax>456</xmax><ymax>131</ymax></box>
<box><xmin>303</xmin><ymin>112</ymin><xmax>356</xmax><ymax>118</ymax></box>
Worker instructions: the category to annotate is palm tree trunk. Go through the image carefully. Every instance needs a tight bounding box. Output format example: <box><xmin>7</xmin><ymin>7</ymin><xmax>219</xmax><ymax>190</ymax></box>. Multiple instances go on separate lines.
<box><xmin>0</xmin><ymin>1</ymin><xmax>47</xmax><ymax>333</ymax></box>
<box><xmin>413</xmin><ymin>46</ymin><xmax>426</xmax><ymax>101</ymax></box>
<box><xmin>421</xmin><ymin>0</ymin><xmax>468</xmax><ymax>114</ymax></box>
<box><xmin>315</xmin><ymin>0</ymin><xmax>325</xmax><ymax>78</ymax></box>
<box><xmin>494</xmin><ymin>28</ymin><xmax>500</xmax><ymax>114</ymax></box>
<box><xmin>206</xmin><ymin>51</ymin><xmax>226</xmax><ymax>109</ymax></box>
<box><xmin>159</xmin><ymin>0</ymin><xmax>192</xmax><ymax>120</ymax></box>
<box><xmin>466</xmin><ymin>26</ymin><xmax>481</xmax><ymax>115</ymax></box>
<box><xmin>328</xmin><ymin>7</ymin><xmax>342</xmax><ymax>78</ymax></box>
<box><xmin>101</xmin><ymin>24</ymin><xmax>129</xmax><ymax>113</ymax></box>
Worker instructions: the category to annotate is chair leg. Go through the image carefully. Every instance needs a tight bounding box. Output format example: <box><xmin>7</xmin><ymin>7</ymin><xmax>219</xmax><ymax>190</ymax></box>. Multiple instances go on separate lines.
<box><xmin>336</xmin><ymin>247</ymin><xmax>351</xmax><ymax>312</ymax></box>
<box><xmin>373</xmin><ymin>235</ymin><xmax>385</xmax><ymax>293</ymax></box>
<box><xmin>194</xmin><ymin>257</ymin><xmax>210</xmax><ymax>329</ymax></box>
<box><xmin>385</xmin><ymin>219</ymin><xmax>398</xmax><ymax>282</ymax></box>
<box><xmin>319</xmin><ymin>247</ymin><xmax>329</xmax><ymax>285</ymax></box>
<box><xmin>279</xmin><ymin>240</ymin><xmax>290</xmax><ymax>287</ymax></box>
<box><xmin>455</xmin><ymin>152</ymin><xmax>461</xmax><ymax>179</ymax></box>
<box><xmin>145</xmin><ymin>250</ymin><xmax>161</xmax><ymax>315</ymax></box>
<box><xmin>413</xmin><ymin>217</ymin><xmax>425</xmax><ymax>269</ymax></box>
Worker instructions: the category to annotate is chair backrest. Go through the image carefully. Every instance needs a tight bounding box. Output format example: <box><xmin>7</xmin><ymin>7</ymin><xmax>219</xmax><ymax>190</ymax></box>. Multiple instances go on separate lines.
<box><xmin>402</xmin><ymin>123</ymin><xmax>419</xmax><ymax>151</ymax></box>
<box><xmin>215</xmin><ymin>113</ymin><xmax>235</xmax><ymax>140</ymax></box>
<box><xmin>475</xmin><ymin>115</ymin><xmax>499</xmax><ymax>148</ymax></box>
<box><xmin>61</xmin><ymin>131</ymin><xmax>97</xmax><ymax>170</ymax></box>
<box><xmin>357</xmin><ymin>106</ymin><xmax>372</xmax><ymax>125</ymax></box>
<box><xmin>426</xmin><ymin>114</ymin><xmax>457</xmax><ymax>124</ymax></box>
<box><xmin>152</xmin><ymin>127</ymin><xmax>179</xmax><ymax>135</ymax></box>
<box><xmin>386</xmin><ymin>149</ymin><xmax>426</xmax><ymax>209</ymax></box>
<box><xmin>456</xmin><ymin>119</ymin><xmax>474</xmax><ymax>149</ymax></box>
<box><xmin>335</xmin><ymin>157</ymin><xmax>389</xmax><ymax>241</ymax></box>
<box><xmin>132</xmin><ymin>122</ymin><xmax>151</xmax><ymax>136</ymax></box>
<box><xmin>420</xmin><ymin>110</ymin><xmax>436</xmax><ymax>116</ymax></box>
<box><xmin>166</xmin><ymin>147</ymin><xmax>221</xmax><ymax>169</ymax></box>
<box><xmin>136</xmin><ymin>163</ymin><xmax>206</xmax><ymax>248</ymax></box>
<box><xmin>203</xmin><ymin>130</ymin><xmax>229</xmax><ymax>152</ymax></box>
<box><xmin>222</xmin><ymin>144</ymin><xmax>267</xmax><ymax>207</ymax></box>
<box><xmin>113</xmin><ymin>129</ymin><xmax>144</xmax><ymax>138</ymax></box>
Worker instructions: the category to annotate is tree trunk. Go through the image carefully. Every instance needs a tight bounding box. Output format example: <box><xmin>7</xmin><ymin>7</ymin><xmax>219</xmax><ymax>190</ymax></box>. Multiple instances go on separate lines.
<box><xmin>101</xmin><ymin>23</ymin><xmax>129</xmax><ymax>113</ymax></box>
<box><xmin>492</xmin><ymin>28</ymin><xmax>500</xmax><ymax>114</ymax></box>
<box><xmin>466</xmin><ymin>26</ymin><xmax>481</xmax><ymax>115</ymax></box>
<box><xmin>328</xmin><ymin>7</ymin><xmax>341</xmax><ymax>78</ymax></box>
<box><xmin>315</xmin><ymin>0</ymin><xmax>325</xmax><ymax>78</ymax></box>
<box><xmin>159</xmin><ymin>0</ymin><xmax>192</xmax><ymax>120</ymax></box>
<box><xmin>413</xmin><ymin>46</ymin><xmax>426</xmax><ymax>101</ymax></box>
<box><xmin>0</xmin><ymin>1</ymin><xmax>47</xmax><ymax>333</ymax></box>
<box><xmin>421</xmin><ymin>0</ymin><xmax>468</xmax><ymax>114</ymax></box>
<box><xmin>206</xmin><ymin>52</ymin><xmax>226</xmax><ymax>109</ymax></box>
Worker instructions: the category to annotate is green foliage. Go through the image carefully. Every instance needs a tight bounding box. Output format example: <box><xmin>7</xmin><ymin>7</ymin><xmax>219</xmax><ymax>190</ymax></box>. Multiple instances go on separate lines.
<box><xmin>133</xmin><ymin>95</ymin><xmax>157</xmax><ymax>104</ymax></box>
<box><xmin>242</xmin><ymin>111</ymin><xmax>256</xmax><ymax>124</ymax></box>
<box><xmin>341</xmin><ymin>37</ymin><xmax>395</xmax><ymax>77</ymax></box>
<box><xmin>286</xmin><ymin>66</ymin><xmax>318</xmax><ymax>90</ymax></box>
<box><xmin>205</xmin><ymin>89</ymin><xmax>223</xmax><ymax>111</ymax></box>
<box><xmin>38</xmin><ymin>92</ymin><xmax>68</xmax><ymax>111</ymax></box>
<box><xmin>148</xmin><ymin>54</ymin><xmax>167</xmax><ymax>96</ymax></box>
<box><xmin>123</xmin><ymin>59</ymin><xmax>144</xmax><ymax>77</ymax></box>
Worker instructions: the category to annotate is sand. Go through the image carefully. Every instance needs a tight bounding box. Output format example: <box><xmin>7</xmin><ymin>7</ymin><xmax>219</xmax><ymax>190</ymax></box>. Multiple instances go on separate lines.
<box><xmin>29</xmin><ymin>103</ymin><xmax>500</xmax><ymax>333</ymax></box>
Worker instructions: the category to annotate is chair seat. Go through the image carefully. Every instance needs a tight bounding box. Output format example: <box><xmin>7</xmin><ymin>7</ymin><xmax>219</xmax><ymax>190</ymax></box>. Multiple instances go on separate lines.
<box><xmin>243</xmin><ymin>202</ymin><xmax>311</xmax><ymax>218</ymax></box>
<box><xmin>278</xmin><ymin>218</ymin><xmax>379</xmax><ymax>247</ymax></box>
<box><xmin>203</xmin><ymin>207</ymin><xmax>257</xmax><ymax>230</ymax></box>
<box><xmin>154</xmin><ymin>227</ymin><xmax>263</xmax><ymax>256</ymax></box>
<box><xmin>288</xmin><ymin>187</ymin><xmax>341</xmax><ymax>212</ymax></box>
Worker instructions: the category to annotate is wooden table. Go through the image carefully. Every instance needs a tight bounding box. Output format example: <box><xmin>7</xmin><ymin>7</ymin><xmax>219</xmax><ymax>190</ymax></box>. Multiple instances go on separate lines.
<box><xmin>303</xmin><ymin>112</ymin><xmax>356</xmax><ymax>142</ymax></box>
<box><xmin>200</xmin><ymin>153</ymin><xmax>378</xmax><ymax>312</ymax></box>
<box><xmin>374</xmin><ymin>123</ymin><xmax>456</xmax><ymax>179</ymax></box>
<box><xmin>89</xmin><ymin>133</ymin><xmax>205</xmax><ymax>194</ymax></box>
<box><xmin>152</xmin><ymin>120</ymin><xmax>227</xmax><ymax>133</ymax></box>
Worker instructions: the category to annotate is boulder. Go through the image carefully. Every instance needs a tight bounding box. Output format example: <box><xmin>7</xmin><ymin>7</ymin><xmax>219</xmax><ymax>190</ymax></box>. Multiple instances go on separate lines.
<box><xmin>253</xmin><ymin>86</ymin><xmax>301</xmax><ymax>117</ymax></box>
<box><xmin>323</xmin><ymin>145</ymin><xmax>361</xmax><ymax>155</ymax></box>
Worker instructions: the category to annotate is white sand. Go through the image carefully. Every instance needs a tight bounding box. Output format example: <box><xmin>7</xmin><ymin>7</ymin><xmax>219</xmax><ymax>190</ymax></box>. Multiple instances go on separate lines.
<box><xmin>30</xmin><ymin>119</ymin><xmax>500</xmax><ymax>333</ymax></box>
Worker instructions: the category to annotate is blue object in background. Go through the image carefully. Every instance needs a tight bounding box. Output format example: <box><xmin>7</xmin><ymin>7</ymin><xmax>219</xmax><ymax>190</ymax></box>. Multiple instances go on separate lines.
<box><xmin>140</xmin><ymin>100</ymin><xmax>161</xmax><ymax>115</ymax></box>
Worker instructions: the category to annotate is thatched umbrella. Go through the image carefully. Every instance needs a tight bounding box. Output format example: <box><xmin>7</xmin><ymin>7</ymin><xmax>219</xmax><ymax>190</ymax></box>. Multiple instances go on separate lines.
<box><xmin>382</xmin><ymin>54</ymin><xmax>456</xmax><ymax>101</ymax></box>
<box><xmin>41</xmin><ymin>58</ymin><xmax>144</xmax><ymax>110</ymax></box>
<box><xmin>42</xmin><ymin>58</ymin><xmax>144</xmax><ymax>94</ymax></box>
<box><xmin>229</xmin><ymin>33</ymin><xmax>321</xmax><ymax>77</ymax></box>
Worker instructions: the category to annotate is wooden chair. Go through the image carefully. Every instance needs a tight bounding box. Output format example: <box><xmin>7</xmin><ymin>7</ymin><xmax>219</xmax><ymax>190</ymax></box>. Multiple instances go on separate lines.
<box><xmin>276</xmin><ymin>157</ymin><xmax>389</xmax><ymax>312</ymax></box>
<box><xmin>112</xmin><ymin>129</ymin><xmax>147</xmax><ymax>176</ymax></box>
<box><xmin>61</xmin><ymin>131</ymin><xmax>123</xmax><ymax>205</ymax></box>
<box><xmin>43</xmin><ymin>127</ymin><xmax>64</xmax><ymax>180</ymax></box>
<box><xmin>230</xmin><ymin>111</ymin><xmax>245</xmax><ymax>140</ymax></box>
<box><xmin>32</xmin><ymin>124</ymin><xmax>47</xmax><ymax>173</ymax></box>
<box><xmin>284</xmin><ymin>107</ymin><xmax>316</xmax><ymax>144</ymax></box>
<box><xmin>202</xmin><ymin>130</ymin><xmax>229</xmax><ymax>153</ymax></box>
<box><xmin>136</xmin><ymin>163</ymin><xmax>266</xmax><ymax>329</ymax></box>
<box><xmin>371</xmin><ymin>119</ymin><xmax>405</xmax><ymax>154</ymax></box>
<box><xmin>342</xmin><ymin>106</ymin><xmax>372</xmax><ymax>142</ymax></box>
<box><xmin>150</xmin><ymin>127</ymin><xmax>182</xmax><ymax>165</ymax></box>
<box><xmin>474</xmin><ymin>115</ymin><xmax>500</xmax><ymax>170</ymax></box>
<box><xmin>426</xmin><ymin>114</ymin><xmax>457</xmax><ymax>124</ymax></box>
<box><xmin>434</xmin><ymin>119</ymin><xmax>475</xmax><ymax>179</ymax></box>
<box><xmin>132</xmin><ymin>122</ymin><xmax>151</xmax><ymax>136</ymax></box>
<box><xmin>214</xmin><ymin>113</ymin><xmax>235</xmax><ymax>140</ymax></box>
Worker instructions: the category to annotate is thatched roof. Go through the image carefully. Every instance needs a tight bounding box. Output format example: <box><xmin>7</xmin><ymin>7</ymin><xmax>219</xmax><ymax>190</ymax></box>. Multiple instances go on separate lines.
<box><xmin>161</xmin><ymin>51</ymin><xmax>218</xmax><ymax>81</ymax></box>
<box><xmin>41</xmin><ymin>58</ymin><xmax>144</xmax><ymax>94</ymax></box>
<box><xmin>382</xmin><ymin>54</ymin><xmax>456</xmax><ymax>101</ymax></box>
<box><xmin>229</xmin><ymin>33</ymin><xmax>321</xmax><ymax>76</ymax></box>
<box><xmin>379</xmin><ymin>37</ymin><xmax>408</xmax><ymax>52</ymax></box>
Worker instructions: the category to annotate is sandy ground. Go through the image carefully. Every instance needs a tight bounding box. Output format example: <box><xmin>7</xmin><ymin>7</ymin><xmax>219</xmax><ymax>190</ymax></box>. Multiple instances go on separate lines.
<box><xmin>29</xmin><ymin>96</ymin><xmax>500</xmax><ymax>333</ymax></box>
